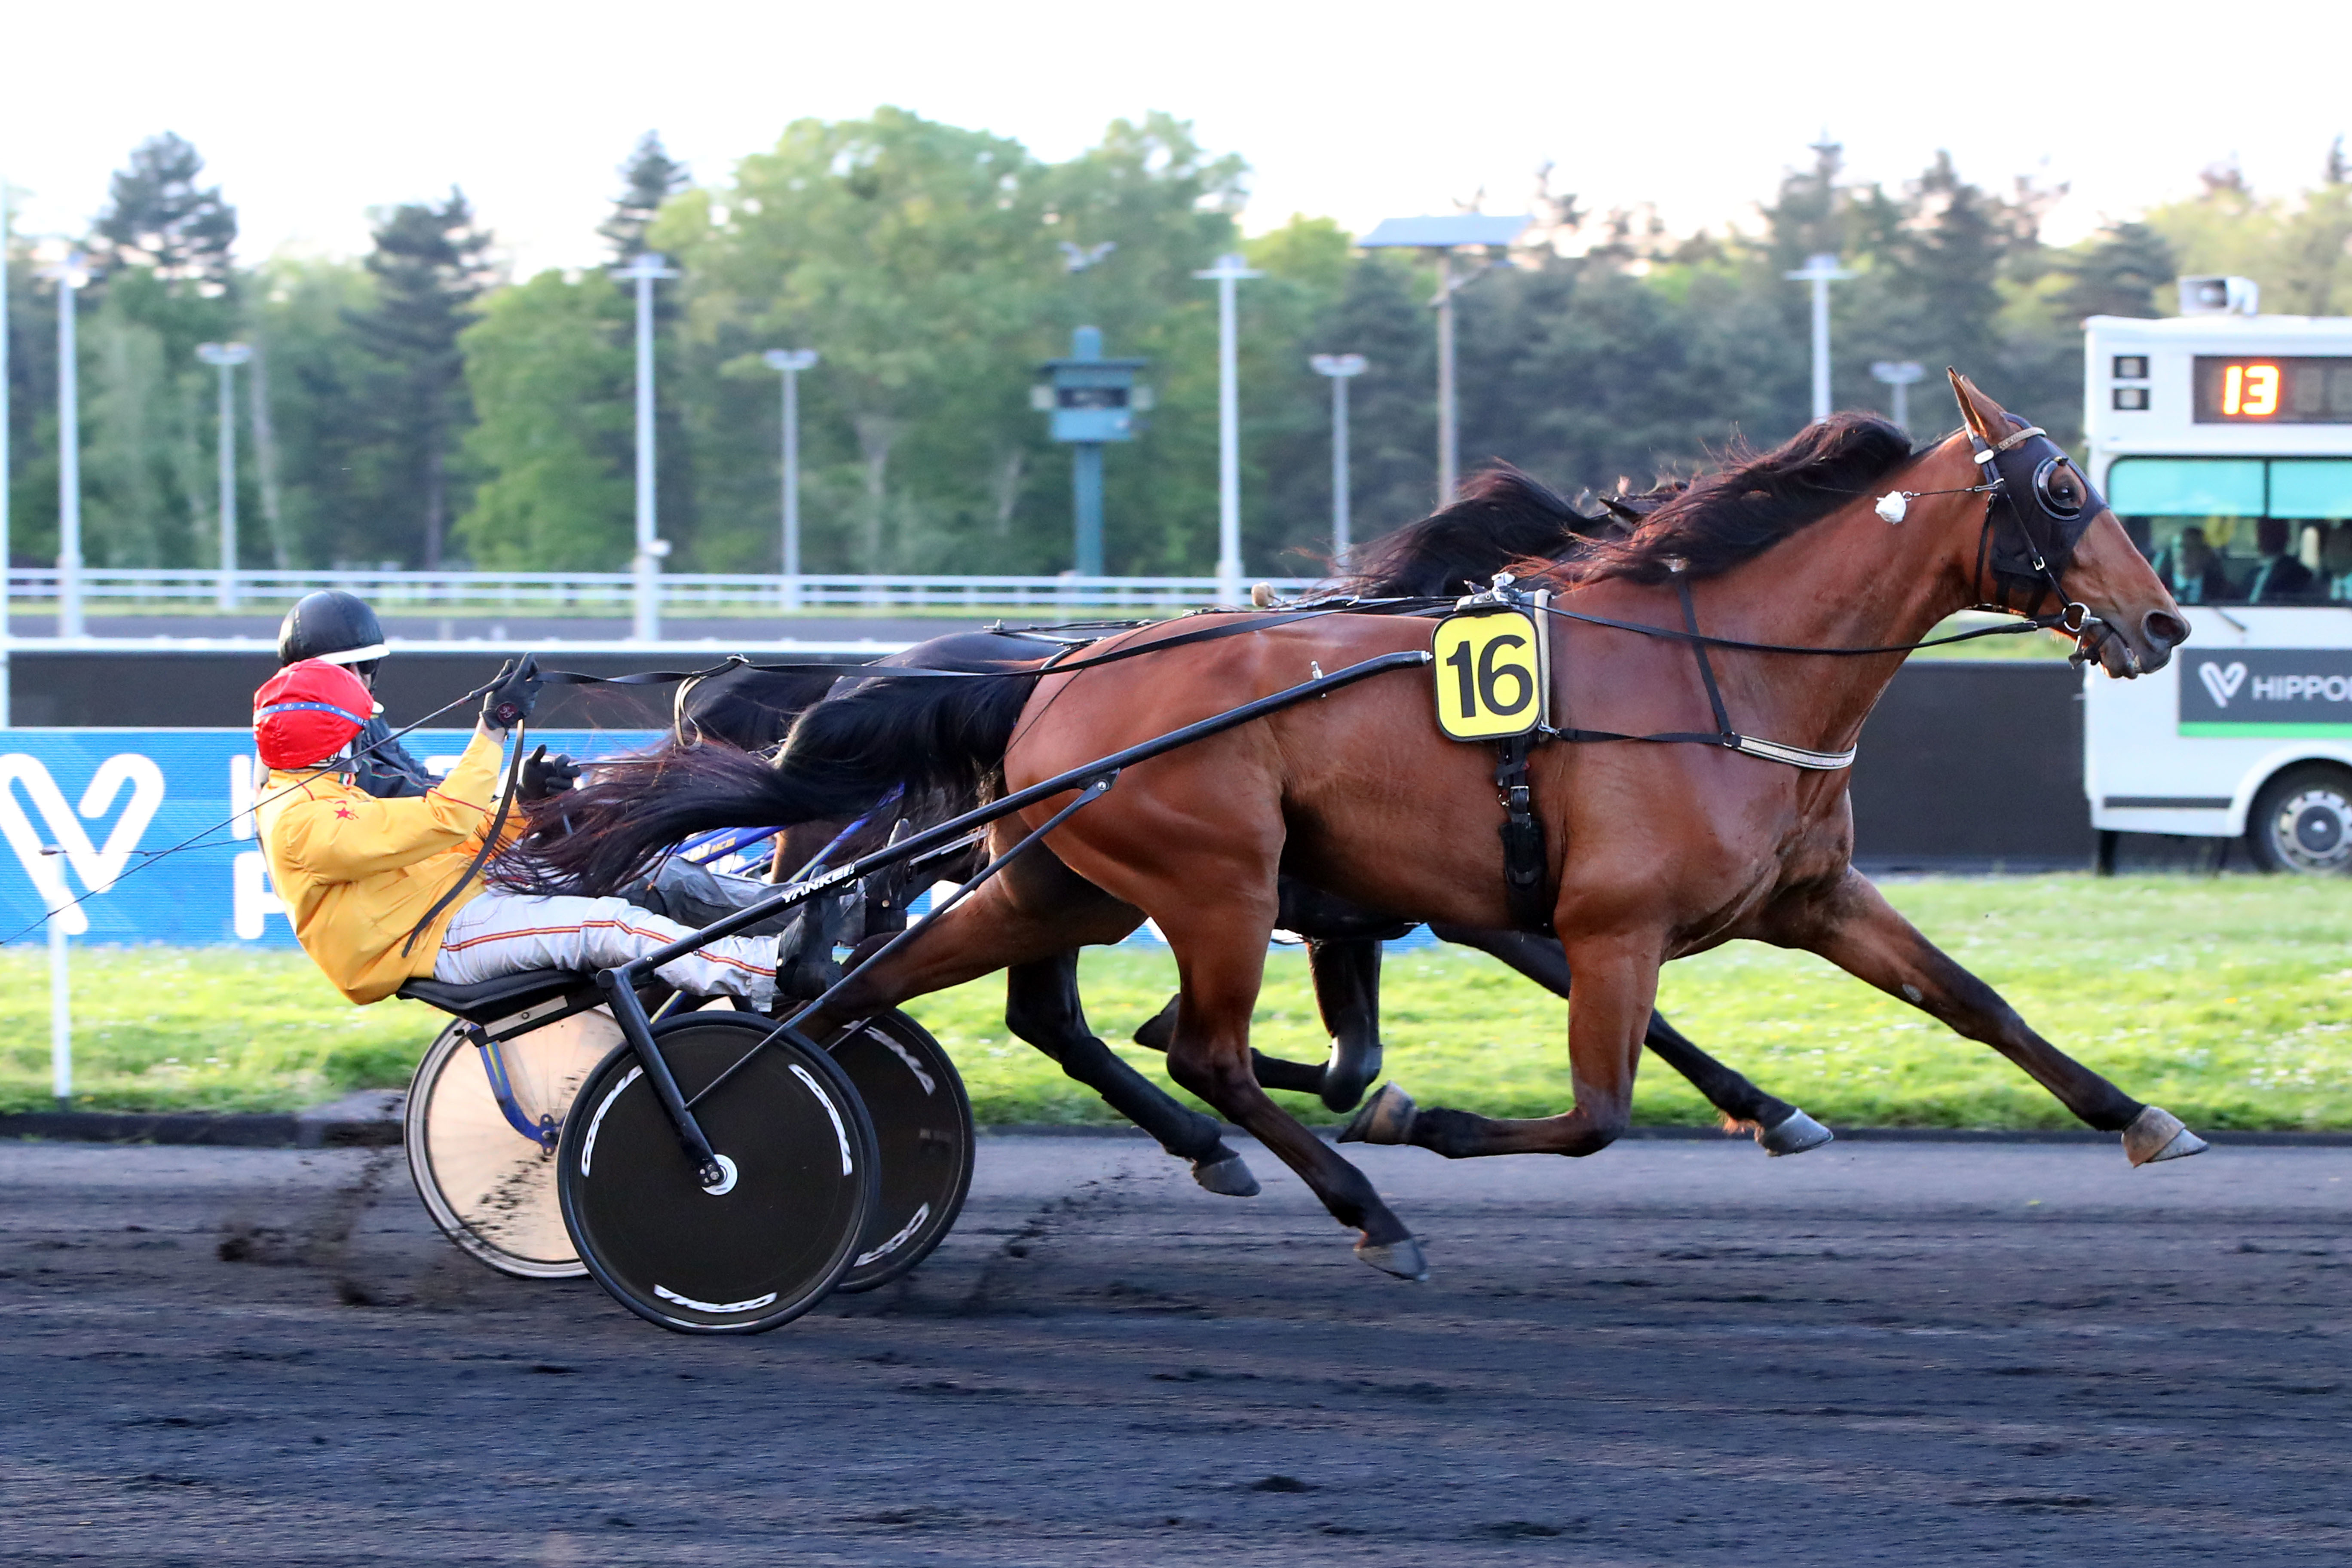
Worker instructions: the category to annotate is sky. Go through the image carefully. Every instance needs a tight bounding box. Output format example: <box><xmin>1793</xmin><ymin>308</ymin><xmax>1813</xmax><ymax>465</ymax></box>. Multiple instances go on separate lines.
<box><xmin>4</xmin><ymin>0</ymin><xmax>2349</xmax><ymax>277</ymax></box>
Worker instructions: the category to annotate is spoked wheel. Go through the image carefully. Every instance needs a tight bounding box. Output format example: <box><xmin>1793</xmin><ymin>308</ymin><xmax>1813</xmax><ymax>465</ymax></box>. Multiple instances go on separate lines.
<box><xmin>828</xmin><ymin>1010</ymin><xmax>974</xmax><ymax>1293</ymax></box>
<box><xmin>557</xmin><ymin>1014</ymin><xmax>878</xmax><ymax>1334</ymax></box>
<box><xmin>405</xmin><ymin>1013</ymin><xmax>617</xmax><ymax>1279</ymax></box>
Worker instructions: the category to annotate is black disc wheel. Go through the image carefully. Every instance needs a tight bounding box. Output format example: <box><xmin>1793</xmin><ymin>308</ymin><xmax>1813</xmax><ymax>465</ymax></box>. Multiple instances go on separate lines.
<box><xmin>2246</xmin><ymin>764</ymin><xmax>2352</xmax><ymax>875</ymax></box>
<box><xmin>827</xmin><ymin>1011</ymin><xmax>974</xmax><ymax>1293</ymax></box>
<box><xmin>557</xmin><ymin>1014</ymin><xmax>878</xmax><ymax>1334</ymax></box>
<box><xmin>405</xmin><ymin>1013</ymin><xmax>617</xmax><ymax>1279</ymax></box>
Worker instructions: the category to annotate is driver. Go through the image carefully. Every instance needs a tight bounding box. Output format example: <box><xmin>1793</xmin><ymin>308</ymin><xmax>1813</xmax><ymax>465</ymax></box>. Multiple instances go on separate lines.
<box><xmin>253</xmin><ymin>655</ymin><xmax>788</xmax><ymax>1008</ymax></box>
<box><xmin>275</xmin><ymin>590</ymin><xmax>438</xmax><ymax>799</ymax></box>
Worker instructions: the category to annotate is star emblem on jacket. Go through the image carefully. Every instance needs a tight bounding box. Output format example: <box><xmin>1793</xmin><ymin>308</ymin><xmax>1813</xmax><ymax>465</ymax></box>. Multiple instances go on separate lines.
<box><xmin>333</xmin><ymin>804</ymin><xmax>357</xmax><ymax>821</ymax></box>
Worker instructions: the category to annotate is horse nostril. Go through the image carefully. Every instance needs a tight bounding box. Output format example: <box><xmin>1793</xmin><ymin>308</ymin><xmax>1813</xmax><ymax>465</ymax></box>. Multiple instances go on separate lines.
<box><xmin>2143</xmin><ymin>610</ymin><xmax>2190</xmax><ymax>650</ymax></box>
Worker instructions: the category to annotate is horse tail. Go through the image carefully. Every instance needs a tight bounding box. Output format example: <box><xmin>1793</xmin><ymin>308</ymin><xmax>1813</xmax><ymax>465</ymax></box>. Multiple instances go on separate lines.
<box><xmin>509</xmin><ymin>671</ymin><xmax>1037</xmax><ymax>896</ymax></box>
<box><xmin>774</xmin><ymin>667</ymin><xmax>1038</xmax><ymax>816</ymax></box>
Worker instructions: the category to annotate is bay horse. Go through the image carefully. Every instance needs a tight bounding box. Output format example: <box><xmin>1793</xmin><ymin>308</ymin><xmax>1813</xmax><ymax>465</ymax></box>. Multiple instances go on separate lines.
<box><xmin>528</xmin><ymin>474</ymin><xmax>1833</xmax><ymax>1199</ymax></box>
<box><xmin>553</xmin><ymin>374</ymin><xmax>2201</xmax><ymax>1281</ymax></box>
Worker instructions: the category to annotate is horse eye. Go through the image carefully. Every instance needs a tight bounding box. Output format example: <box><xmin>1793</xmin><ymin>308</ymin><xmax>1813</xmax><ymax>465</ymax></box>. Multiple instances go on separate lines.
<box><xmin>2035</xmin><ymin>457</ymin><xmax>2085</xmax><ymax>514</ymax></box>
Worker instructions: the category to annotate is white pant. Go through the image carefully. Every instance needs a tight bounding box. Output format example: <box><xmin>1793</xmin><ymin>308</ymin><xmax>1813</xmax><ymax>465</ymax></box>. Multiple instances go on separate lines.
<box><xmin>434</xmin><ymin>891</ymin><xmax>778</xmax><ymax>1007</ymax></box>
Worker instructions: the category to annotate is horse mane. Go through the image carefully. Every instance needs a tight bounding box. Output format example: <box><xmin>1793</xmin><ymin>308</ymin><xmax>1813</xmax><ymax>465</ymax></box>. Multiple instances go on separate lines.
<box><xmin>1553</xmin><ymin>413</ymin><xmax>1913</xmax><ymax>586</ymax></box>
<box><xmin>1341</xmin><ymin>465</ymin><xmax>1596</xmax><ymax>598</ymax></box>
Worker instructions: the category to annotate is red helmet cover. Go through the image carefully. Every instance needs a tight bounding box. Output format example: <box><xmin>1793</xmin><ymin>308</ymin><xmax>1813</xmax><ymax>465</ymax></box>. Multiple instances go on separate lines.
<box><xmin>254</xmin><ymin>658</ymin><xmax>375</xmax><ymax>770</ymax></box>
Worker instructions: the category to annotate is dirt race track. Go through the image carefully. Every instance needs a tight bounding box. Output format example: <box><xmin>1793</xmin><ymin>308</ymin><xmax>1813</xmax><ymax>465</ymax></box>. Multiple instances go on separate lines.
<box><xmin>2</xmin><ymin>1132</ymin><xmax>2349</xmax><ymax>1566</ymax></box>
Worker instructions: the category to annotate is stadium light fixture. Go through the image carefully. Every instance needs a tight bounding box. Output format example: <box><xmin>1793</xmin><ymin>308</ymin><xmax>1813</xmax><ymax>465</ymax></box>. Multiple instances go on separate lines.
<box><xmin>196</xmin><ymin>343</ymin><xmax>254</xmax><ymax>609</ymax></box>
<box><xmin>1193</xmin><ymin>253</ymin><xmax>1262</xmax><ymax>604</ymax></box>
<box><xmin>1870</xmin><ymin>359</ymin><xmax>1926</xmax><ymax>433</ymax></box>
<box><xmin>762</xmin><ymin>349</ymin><xmax>820</xmax><ymax>610</ymax></box>
<box><xmin>1359</xmin><ymin>215</ymin><xmax>1530</xmax><ymax>505</ymax></box>
<box><xmin>1310</xmin><ymin>354</ymin><xmax>1368</xmax><ymax>559</ymax></box>
<box><xmin>1786</xmin><ymin>253</ymin><xmax>1857</xmax><ymax>422</ymax></box>
<box><xmin>612</xmin><ymin>252</ymin><xmax>680</xmax><ymax>640</ymax></box>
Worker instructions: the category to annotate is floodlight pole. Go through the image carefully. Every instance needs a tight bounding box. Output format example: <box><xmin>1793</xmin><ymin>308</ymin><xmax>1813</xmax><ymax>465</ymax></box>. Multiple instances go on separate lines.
<box><xmin>1194</xmin><ymin>252</ymin><xmax>1261</xmax><ymax>605</ymax></box>
<box><xmin>1871</xmin><ymin>359</ymin><xmax>1926</xmax><ymax>434</ymax></box>
<box><xmin>1436</xmin><ymin>253</ymin><xmax>1461</xmax><ymax>503</ymax></box>
<box><xmin>1362</xmin><ymin>217</ymin><xmax>1529</xmax><ymax>508</ymax></box>
<box><xmin>1310</xmin><ymin>354</ymin><xmax>1367</xmax><ymax>560</ymax></box>
<box><xmin>763</xmin><ymin>349</ymin><xmax>819</xmax><ymax>612</ymax></box>
<box><xmin>1785</xmin><ymin>252</ymin><xmax>1856</xmax><ymax>423</ymax></box>
<box><xmin>196</xmin><ymin>343</ymin><xmax>253</xmax><ymax>609</ymax></box>
<box><xmin>46</xmin><ymin>254</ymin><xmax>88</xmax><ymax>639</ymax></box>
<box><xmin>613</xmin><ymin>252</ymin><xmax>679</xmax><ymax>640</ymax></box>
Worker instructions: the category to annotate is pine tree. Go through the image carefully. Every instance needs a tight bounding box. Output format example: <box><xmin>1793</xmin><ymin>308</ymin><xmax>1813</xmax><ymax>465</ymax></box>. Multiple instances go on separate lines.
<box><xmin>80</xmin><ymin>134</ymin><xmax>242</xmax><ymax>568</ymax></box>
<box><xmin>2059</xmin><ymin>222</ymin><xmax>2178</xmax><ymax>320</ymax></box>
<box><xmin>600</xmin><ymin>132</ymin><xmax>690</xmax><ymax>263</ymax></box>
<box><xmin>346</xmin><ymin>190</ymin><xmax>495</xmax><ymax>567</ymax></box>
<box><xmin>91</xmin><ymin>132</ymin><xmax>237</xmax><ymax>292</ymax></box>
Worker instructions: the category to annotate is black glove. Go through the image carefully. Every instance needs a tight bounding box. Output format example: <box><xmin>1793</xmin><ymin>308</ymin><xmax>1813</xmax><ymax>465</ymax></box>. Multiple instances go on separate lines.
<box><xmin>518</xmin><ymin>744</ymin><xmax>579</xmax><ymax>802</ymax></box>
<box><xmin>481</xmin><ymin>654</ymin><xmax>543</xmax><ymax>731</ymax></box>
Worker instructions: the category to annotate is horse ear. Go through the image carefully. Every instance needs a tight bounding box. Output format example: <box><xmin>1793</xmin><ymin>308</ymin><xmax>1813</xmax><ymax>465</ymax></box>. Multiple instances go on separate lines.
<box><xmin>1948</xmin><ymin>368</ymin><xmax>2009</xmax><ymax>443</ymax></box>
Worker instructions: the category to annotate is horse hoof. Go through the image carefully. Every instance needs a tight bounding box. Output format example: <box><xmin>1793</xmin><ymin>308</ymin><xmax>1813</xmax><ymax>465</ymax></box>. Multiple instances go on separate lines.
<box><xmin>2123</xmin><ymin>1105</ymin><xmax>2210</xmax><ymax>1166</ymax></box>
<box><xmin>1354</xmin><ymin>1237</ymin><xmax>1429</xmax><ymax>1282</ymax></box>
<box><xmin>1337</xmin><ymin>1083</ymin><xmax>1416</xmax><ymax>1145</ymax></box>
<box><xmin>1758</xmin><ymin>1107</ymin><xmax>1834</xmax><ymax>1157</ymax></box>
<box><xmin>1191</xmin><ymin>1149</ymin><xmax>1261</xmax><ymax>1198</ymax></box>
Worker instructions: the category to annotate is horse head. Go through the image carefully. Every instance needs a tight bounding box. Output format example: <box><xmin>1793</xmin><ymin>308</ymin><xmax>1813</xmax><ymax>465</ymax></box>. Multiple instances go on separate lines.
<box><xmin>1944</xmin><ymin>370</ymin><xmax>2188</xmax><ymax>677</ymax></box>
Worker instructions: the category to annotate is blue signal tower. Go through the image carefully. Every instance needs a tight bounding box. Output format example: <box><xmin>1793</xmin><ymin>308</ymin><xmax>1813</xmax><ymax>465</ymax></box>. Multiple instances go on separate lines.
<box><xmin>1034</xmin><ymin>326</ymin><xmax>1150</xmax><ymax>576</ymax></box>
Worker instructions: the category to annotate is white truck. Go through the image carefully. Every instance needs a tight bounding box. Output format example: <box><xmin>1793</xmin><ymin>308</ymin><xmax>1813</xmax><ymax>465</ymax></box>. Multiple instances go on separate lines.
<box><xmin>2081</xmin><ymin>279</ymin><xmax>2352</xmax><ymax>873</ymax></box>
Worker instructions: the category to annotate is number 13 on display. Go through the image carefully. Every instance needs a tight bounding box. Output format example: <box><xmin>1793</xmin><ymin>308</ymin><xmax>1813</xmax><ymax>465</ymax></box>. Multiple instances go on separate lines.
<box><xmin>1431</xmin><ymin>599</ymin><xmax>1551</xmax><ymax>741</ymax></box>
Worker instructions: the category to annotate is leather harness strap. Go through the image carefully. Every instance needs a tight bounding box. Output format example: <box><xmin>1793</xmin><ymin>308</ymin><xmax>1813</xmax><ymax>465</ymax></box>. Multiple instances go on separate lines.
<box><xmin>1494</xmin><ymin>733</ymin><xmax>1553</xmax><ymax>934</ymax></box>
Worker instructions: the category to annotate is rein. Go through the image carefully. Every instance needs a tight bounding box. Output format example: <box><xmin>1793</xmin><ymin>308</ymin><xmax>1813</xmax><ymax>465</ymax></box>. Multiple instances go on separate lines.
<box><xmin>400</xmin><ymin>722</ymin><xmax>531</xmax><ymax>957</ymax></box>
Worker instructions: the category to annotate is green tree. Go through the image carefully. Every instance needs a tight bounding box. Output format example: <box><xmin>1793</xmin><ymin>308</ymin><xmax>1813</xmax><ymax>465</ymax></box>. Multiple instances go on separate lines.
<box><xmin>673</xmin><ymin>108</ymin><xmax>1056</xmax><ymax>571</ymax></box>
<box><xmin>2056</xmin><ymin>222</ymin><xmax>2177</xmax><ymax>320</ymax></box>
<box><xmin>5</xmin><ymin>217</ymin><xmax>61</xmax><ymax>566</ymax></box>
<box><xmin>251</xmin><ymin>258</ymin><xmax>399</xmax><ymax>567</ymax></box>
<box><xmin>2275</xmin><ymin>143</ymin><xmax>2352</xmax><ymax>316</ymax></box>
<box><xmin>455</xmin><ymin>271</ymin><xmax>633</xmax><ymax>568</ymax></box>
<box><xmin>2143</xmin><ymin>146</ymin><xmax>2352</xmax><ymax>319</ymax></box>
<box><xmin>345</xmin><ymin>190</ymin><xmax>495</xmax><ymax>566</ymax></box>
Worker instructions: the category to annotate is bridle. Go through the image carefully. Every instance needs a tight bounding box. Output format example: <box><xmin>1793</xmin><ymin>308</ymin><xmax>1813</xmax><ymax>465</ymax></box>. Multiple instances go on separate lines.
<box><xmin>1874</xmin><ymin>418</ymin><xmax>2122</xmax><ymax>670</ymax></box>
<box><xmin>1962</xmin><ymin>420</ymin><xmax>2121</xmax><ymax>671</ymax></box>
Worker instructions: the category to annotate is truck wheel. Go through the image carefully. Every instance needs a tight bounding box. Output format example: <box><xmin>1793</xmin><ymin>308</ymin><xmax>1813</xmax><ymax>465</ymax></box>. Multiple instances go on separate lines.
<box><xmin>2246</xmin><ymin>765</ymin><xmax>2352</xmax><ymax>874</ymax></box>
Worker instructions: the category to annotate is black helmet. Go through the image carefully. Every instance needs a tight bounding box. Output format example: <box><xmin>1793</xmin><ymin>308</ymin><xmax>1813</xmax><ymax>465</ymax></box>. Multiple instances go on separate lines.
<box><xmin>277</xmin><ymin>591</ymin><xmax>389</xmax><ymax>670</ymax></box>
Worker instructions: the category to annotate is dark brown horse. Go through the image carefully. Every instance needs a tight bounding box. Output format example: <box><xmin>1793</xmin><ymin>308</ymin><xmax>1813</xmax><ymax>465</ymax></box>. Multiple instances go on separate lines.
<box><xmin>767</xmin><ymin>375</ymin><xmax>2197</xmax><ymax>1279</ymax></box>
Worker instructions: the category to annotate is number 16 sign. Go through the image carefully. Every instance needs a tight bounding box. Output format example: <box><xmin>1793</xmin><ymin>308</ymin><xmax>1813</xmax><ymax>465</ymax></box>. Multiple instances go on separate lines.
<box><xmin>1430</xmin><ymin>596</ymin><xmax>1551</xmax><ymax>741</ymax></box>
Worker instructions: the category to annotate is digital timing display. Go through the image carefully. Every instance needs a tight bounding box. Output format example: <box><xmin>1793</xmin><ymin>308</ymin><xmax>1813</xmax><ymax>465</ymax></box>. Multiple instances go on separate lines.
<box><xmin>2193</xmin><ymin>356</ymin><xmax>2352</xmax><ymax>423</ymax></box>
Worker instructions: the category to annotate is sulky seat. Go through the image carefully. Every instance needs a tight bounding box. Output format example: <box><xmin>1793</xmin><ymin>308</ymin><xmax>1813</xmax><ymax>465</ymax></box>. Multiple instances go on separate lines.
<box><xmin>396</xmin><ymin>970</ymin><xmax>597</xmax><ymax>1027</ymax></box>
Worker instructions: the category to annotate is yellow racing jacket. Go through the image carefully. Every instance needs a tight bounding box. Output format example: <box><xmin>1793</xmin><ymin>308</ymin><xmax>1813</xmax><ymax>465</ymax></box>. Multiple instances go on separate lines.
<box><xmin>257</xmin><ymin>727</ymin><xmax>526</xmax><ymax>1004</ymax></box>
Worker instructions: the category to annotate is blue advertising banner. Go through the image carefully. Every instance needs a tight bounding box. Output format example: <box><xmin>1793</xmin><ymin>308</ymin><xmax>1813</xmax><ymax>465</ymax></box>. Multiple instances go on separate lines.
<box><xmin>0</xmin><ymin>729</ymin><xmax>662</xmax><ymax>948</ymax></box>
<box><xmin>2</xmin><ymin>728</ymin><xmax>1438</xmax><ymax>954</ymax></box>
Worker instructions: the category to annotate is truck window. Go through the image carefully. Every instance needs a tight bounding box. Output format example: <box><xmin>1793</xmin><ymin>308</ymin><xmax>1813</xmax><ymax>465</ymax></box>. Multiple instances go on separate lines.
<box><xmin>2112</xmin><ymin>456</ymin><xmax>2352</xmax><ymax>606</ymax></box>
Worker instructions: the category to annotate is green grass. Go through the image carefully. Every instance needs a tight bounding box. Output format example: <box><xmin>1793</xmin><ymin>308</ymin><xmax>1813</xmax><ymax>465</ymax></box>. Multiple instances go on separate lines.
<box><xmin>7</xmin><ymin>874</ymin><xmax>2350</xmax><ymax>1129</ymax></box>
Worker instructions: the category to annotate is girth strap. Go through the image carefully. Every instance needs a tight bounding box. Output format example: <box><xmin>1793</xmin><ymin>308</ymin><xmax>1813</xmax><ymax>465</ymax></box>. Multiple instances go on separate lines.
<box><xmin>1673</xmin><ymin>569</ymin><xmax>1735</xmax><ymax>740</ymax></box>
<box><xmin>1494</xmin><ymin>733</ymin><xmax>1553</xmax><ymax>933</ymax></box>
